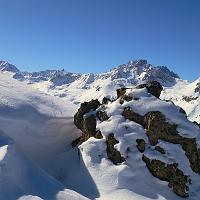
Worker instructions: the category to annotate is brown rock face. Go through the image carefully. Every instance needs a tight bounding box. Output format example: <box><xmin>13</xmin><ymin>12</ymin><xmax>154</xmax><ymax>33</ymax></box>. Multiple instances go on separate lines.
<box><xmin>142</xmin><ymin>155</ymin><xmax>189</xmax><ymax>198</ymax></box>
<box><xmin>122</xmin><ymin>107</ymin><xmax>200</xmax><ymax>174</ymax></box>
<box><xmin>74</xmin><ymin>99</ymin><xmax>101</xmax><ymax>130</ymax></box>
<box><xmin>102</xmin><ymin>97</ymin><xmax>112</xmax><ymax>104</ymax></box>
<box><xmin>136</xmin><ymin>139</ymin><xmax>146</xmax><ymax>153</ymax></box>
<box><xmin>73</xmin><ymin>99</ymin><xmax>102</xmax><ymax>147</ymax></box>
<box><xmin>97</xmin><ymin>111</ymin><xmax>109</xmax><ymax>121</ymax></box>
<box><xmin>122</xmin><ymin>107</ymin><xmax>144</xmax><ymax>126</ymax></box>
<box><xmin>117</xmin><ymin>88</ymin><xmax>127</xmax><ymax>99</ymax></box>
<box><xmin>106</xmin><ymin>134</ymin><xmax>125</xmax><ymax>165</ymax></box>
<box><xmin>137</xmin><ymin>81</ymin><xmax>163</xmax><ymax>98</ymax></box>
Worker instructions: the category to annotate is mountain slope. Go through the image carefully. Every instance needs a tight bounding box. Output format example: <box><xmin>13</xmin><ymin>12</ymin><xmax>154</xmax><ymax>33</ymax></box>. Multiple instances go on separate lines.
<box><xmin>73</xmin><ymin>82</ymin><xmax>200</xmax><ymax>199</ymax></box>
<box><xmin>161</xmin><ymin>78</ymin><xmax>200</xmax><ymax>123</ymax></box>
<box><xmin>0</xmin><ymin>72</ymin><xmax>88</xmax><ymax>200</ymax></box>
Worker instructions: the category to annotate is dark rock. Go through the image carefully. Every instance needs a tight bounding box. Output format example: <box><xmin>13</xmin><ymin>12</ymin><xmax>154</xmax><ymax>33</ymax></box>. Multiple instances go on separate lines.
<box><xmin>83</xmin><ymin>115</ymin><xmax>97</xmax><ymax>136</ymax></box>
<box><xmin>142</xmin><ymin>155</ymin><xmax>189</xmax><ymax>198</ymax></box>
<box><xmin>95</xmin><ymin>130</ymin><xmax>103</xmax><ymax>139</ymax></box>
<box><xmin>137</xmin><ymin>81</ymin><xmax>163</xmax><ymax>98</ymax></box>
<box><xmin>155</xmin><ymin>146</ymin><xmax>166</xmax><ymax>154</ymax></box>
<box><xmin>106</xmin><ymin>134</ymin><xmax>125</xmax><ymax>165</ymax></box>
<box><xmin>102</xmin><ymin>97</ymin><xmax>112</xmax><ymax>104</ymax></box>
<box><xmin>117</xmin><ymin>88</ymin><xmax>127</xmax><ymax>99</ymax></box>
<box><xmin>97</xmin><ymin>110</ymin><xmax>109</xmax><ymax>121</ymax></box>
<box><xmin>195</xmin><ymin>82</ymin><xmax>200</xmax><ymax>93</ymax></box>
<box><xmin>122</xmin><ymin>107</ymin><xmax>200</xmax><ymax>173</ymax></box>
<box><xmin>122</xmin><ymin>107</ymin><xmax>145</xmax><ymax>126</ymax></box>
<box><xmin>136</xmin><ymin>139</ymin><xmax>146</xmax><ymax>153</ymax></box>
<box><xmin>74</xmin><ymin>99</ymin><xmax>100</xmax><ymax>130</ymax></box>
<box><xmin>182</xmin><ymin>96</ymin><xmax>198</xmax><ymax>102</ymax></box>
<box><xmin>143</xmin><ymin>111</ymin><xmax>200</xmax><ymax>173</ymax></box>
<box><xmin>73</xmin><ymin>99</ymin><xmax>102</xmax><ymax>147</ymax></box>
<box><xmin>144</xmin><ymin>111</ymin><xmax>179</xmax><ymax>145</ymax></box>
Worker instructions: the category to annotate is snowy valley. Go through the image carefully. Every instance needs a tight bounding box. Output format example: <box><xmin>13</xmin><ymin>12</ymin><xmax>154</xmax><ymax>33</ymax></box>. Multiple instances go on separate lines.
<box><xmin>0</xmin><ymin>60</ymin><xmax>200</xmax><ymax>200</ymax></box>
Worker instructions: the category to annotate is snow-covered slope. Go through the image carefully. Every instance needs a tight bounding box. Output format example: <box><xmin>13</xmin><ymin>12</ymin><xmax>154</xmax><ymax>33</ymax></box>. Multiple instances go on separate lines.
<box><xmin>0</xmin><ymin>72</ymin><xmax>88</xmax><ymax>200</ymax></box>
<box><xmin>161</xmin><ymin>78</ymin><xmax>200</xmax><ymax>123</ymax></box>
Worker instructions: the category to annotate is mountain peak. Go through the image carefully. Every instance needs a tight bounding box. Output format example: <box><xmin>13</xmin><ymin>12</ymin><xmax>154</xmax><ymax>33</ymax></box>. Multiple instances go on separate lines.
<box><xmin>0</xmin><ymin>61</ymin><xmax>20</xmax><ymax>73</ymax></box>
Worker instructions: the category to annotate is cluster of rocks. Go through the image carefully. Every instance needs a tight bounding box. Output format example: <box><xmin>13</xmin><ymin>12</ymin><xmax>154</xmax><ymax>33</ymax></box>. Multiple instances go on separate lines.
<box><xmin>73</xmin><ymin>80</ymin><xmax>200</xmax><ymax>198</ymax></box>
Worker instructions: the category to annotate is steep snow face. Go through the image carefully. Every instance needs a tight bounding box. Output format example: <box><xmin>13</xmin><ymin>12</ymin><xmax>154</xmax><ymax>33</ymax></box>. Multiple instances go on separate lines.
<box><xmin>73</xmin><ymin>87</ymin><xmax>200</xmax><ymax>200</ymax></box>
<box><xmin>0</xmin><ymin>72</ymin><xmax>88</xmax><ymax>200</ymax></box>
<box><xmin>0</xmin><ymin>140</ymin><xmax>87</xmax><ymax>200</ymax></box>
<box><xmin>161</xmin><ymin>78</ymin><xmax>200</xmax><ymax>123</ymax></box>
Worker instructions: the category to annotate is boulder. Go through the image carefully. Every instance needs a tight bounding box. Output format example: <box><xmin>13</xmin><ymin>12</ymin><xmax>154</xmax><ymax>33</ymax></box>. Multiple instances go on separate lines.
<box><xmin>106</xmin><ymin>134</ymin><xmax>125</xmax><ymax>165</ymax></box>
<box><xmin>142</xmin><ymin>155</ymin><xmax>189</xmax><ymax>198</ymax></box>
<box><xmin>137</xmin><ymin>81</ymin><xmax>163</xmax><ymax>98</ymax></box>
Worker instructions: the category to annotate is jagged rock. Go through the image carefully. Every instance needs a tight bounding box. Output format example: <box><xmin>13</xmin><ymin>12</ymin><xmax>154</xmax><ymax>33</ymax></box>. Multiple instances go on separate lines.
<box><xmin>155</xmin><ymin>146</ymin><xmax>166</xmax><ymax>154</ymax></box>
<box><xmin>142</xmin><ymin>155</ymin><xmax>189</xmax><ymax>198</ymax></box>
<box><xmin>137</xmin><ymin>81</ymin><xmax>163</xmax><ymax>98</ymax></box>
<box><xmin>97</xmin><ymin>111</ymin><xmax>109</xmax><ymax>121</ymax></box>
<box><xmin>144</xmin><ymin>111</ymin><xmax>200</xmax><ymax>173</ymax></box>
<box><xmin>144</xmin><ymin>111</ymin><xmax>179</xmax><ymax>145</ymax></box>
<box><xmin>102</xmin><ymin>97</ymin><xmax>112</xmax><ymax>104</ymax></box>
<box><xmin>106</xmin><ymin>134</ymin><xmax>125</xmax><ymax>165</ymax></box>
<box><xmin>195</xmin><ymin>82</ymin><xmax>200</xmax><ymax>93</ymax></box>
<box><xmin>73</xmin><ymin>99</ymin><xmax>102</xmax><ymax>147</ymax></box>
<box><xmin>122</xmin><ymin>107</ymin><xmax>145</xmax><ymax>126</ymax></box>
<box><xmin>83</xmin><ymin>115</ymin><xmax>97</xmax><ymax>136</ymax></box>
<box><xmin>182</xmin><ymin>96</ymin><xmax>198</xmax><ymax>102</ymax></box>
<box><xmin>74</xmin><ymin>99</ymin><xmax>100</xmax><ymax>130</ymax></box>
<box><xmin>117</xmin><ymin>88</ymin><xmax>127</xmax><ymax>99</ymax></box>
<box><xmin>95</xmin><ymin>130</ymin><xmax>103</xmax><ymax>139</ymax></box>
<box><xmin>122</xmin><ymin>107</ymin><xmax>200</xmax><ymax>173</ymax></box>
<box><xmin>136</xmin><ymin>139</ymin><xmax>146</xmax><ymax>153</ymax></box>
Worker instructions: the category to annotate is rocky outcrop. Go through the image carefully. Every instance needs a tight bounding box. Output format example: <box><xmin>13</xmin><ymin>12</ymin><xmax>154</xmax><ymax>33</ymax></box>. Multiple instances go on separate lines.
<box><xmin>96</xmin><ymin>111</ymin><xmax>109</xmax><ymax>121</ymax></box>
<box><xmin>73</xmin><ymin>99</ymin><xmax>102</xmax><ymax>146</ymax></box>
<box><xmin>122</xmin><ymin>107</ymin><xmax>144</xmax><ymax>126</ymax></box>
<box><xmin>117</xmin><ymin>88</ymin><xmax>127</xmax><ymax>99</ymax></box>
<box><xmin>142</xmin><ymin>155</ymin><xmax>190</xmax><ymax>198</ymax></box>
<box><xmin>106</xmin><ymin>134</ymin><xmax>125</xmax><ymax>165</ymax></box>
<box><xmin>74</xmin><ymin>99</ymin><xmax>100</xmax><ymax>130</ymax></box>
<box><xmin>102</xmin><ymin>97</ymin><xmax>112</xmax><ymax>104</ymax></box>
<box><xmin>123</xmin><ymin>107</ymin><xmax>200</xmax><ymax>174</ymax></box>
<box><xmin>137</xmin><ymin>81</ymin><xmax>163</xmax><ymax>98</ymax></box>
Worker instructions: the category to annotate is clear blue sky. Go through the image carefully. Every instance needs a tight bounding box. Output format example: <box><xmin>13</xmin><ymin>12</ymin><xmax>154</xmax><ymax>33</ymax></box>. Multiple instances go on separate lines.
<box><xmin>0</xmin><ymin>0</ymin><xmax>200</xmax><ymax>80</ymax></box>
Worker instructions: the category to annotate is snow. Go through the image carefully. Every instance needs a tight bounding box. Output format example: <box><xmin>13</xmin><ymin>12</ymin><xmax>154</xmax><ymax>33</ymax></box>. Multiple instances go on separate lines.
<box><xmin>0</xmin><ymin>60</ymin><xmax>200</xmax><ymax>200</ymax></box>
<box><xmin>0</xmin><ymin>72</ymin><xmax>88</xmax><ymax>200</ymax></box>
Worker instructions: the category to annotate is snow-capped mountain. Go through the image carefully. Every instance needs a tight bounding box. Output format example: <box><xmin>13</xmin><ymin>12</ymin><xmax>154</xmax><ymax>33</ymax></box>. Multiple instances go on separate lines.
<box><xmin>1</xmin><ymin>59</ymin><xmax>199</xmax><ymax>124</ymax></box>
<box><xmin>0</xmin><ymin>60</ymin><xmax>20</xmax><ymax>73</ymax></box>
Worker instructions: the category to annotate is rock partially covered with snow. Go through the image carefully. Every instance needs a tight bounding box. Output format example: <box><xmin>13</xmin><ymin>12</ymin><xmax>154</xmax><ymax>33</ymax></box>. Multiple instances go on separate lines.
<box><xmin>73</xmin><ymin>84</ymin><xmax>200</xmax><ymax>199</ymax></box>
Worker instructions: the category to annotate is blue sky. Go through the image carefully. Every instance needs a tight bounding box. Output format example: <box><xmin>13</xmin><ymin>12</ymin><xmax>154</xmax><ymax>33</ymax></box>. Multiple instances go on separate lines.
<box><xmin>0</xmin><ymin>0</ymin><xmax>200</xmax><ymax>80</ymax></box>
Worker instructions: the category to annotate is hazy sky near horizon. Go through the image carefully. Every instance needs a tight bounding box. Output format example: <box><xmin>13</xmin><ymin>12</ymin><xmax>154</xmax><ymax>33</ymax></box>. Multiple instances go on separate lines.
<box><xmin>0</xmin><ymin>0</ymin><xmax>200</xmax><ymax>80</ymax></box>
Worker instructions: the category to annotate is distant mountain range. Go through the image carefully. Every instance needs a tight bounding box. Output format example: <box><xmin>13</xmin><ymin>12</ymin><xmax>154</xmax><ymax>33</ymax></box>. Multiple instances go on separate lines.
<box><xmin>0</xmin><ymin>59</ymin><xmax>199</xmax><ymax>123</ymax></box>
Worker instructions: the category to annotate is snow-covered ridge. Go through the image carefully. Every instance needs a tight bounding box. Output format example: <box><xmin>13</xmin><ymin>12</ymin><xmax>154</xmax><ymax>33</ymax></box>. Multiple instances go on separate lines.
<box><xmin>73</xmin><ymin>83</ymin><xmax>200</xmax><ymax>199</ymax></box>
